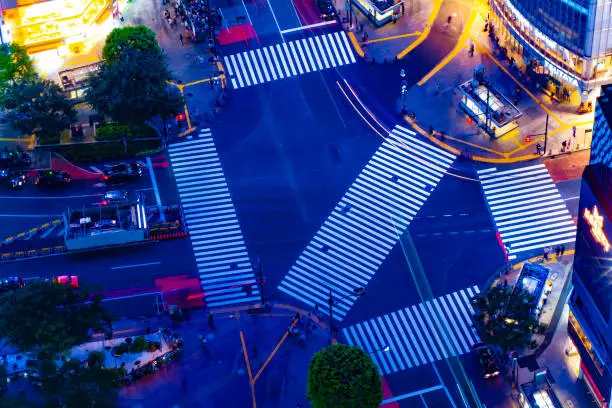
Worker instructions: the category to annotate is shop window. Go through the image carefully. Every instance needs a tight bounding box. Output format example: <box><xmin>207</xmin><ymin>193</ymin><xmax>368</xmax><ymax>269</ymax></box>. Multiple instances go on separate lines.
<box><xmin>569</xmin><ymin>310</ymin><xmax>605</xmax><ymax>374</ymax></box>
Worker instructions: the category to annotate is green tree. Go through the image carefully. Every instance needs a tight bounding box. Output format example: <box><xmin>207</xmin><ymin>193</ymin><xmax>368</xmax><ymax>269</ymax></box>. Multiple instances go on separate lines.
<box><xmin>102</xmin><ymin>25</ymin><xmax>161</xmax><ymax>63</ymax></box>
<box><xmin>307</xmin><ymin>344</ymin><xmax>382</xmax><ymax>408</ymax></box>
<box><xmin>0</xmin><ymin>279</ymin><xmax>112</xmax><ymax>357</ymax></box>
<box><xmin>86</xmin><ymin>49</ymin><xmax>183</xmax><ymax>126</ymax></box>
<box><xmin>471</xmin><ymin>283</ymin><xmax>539</xmax><ymax>353</ymax></box>
<box><xmin>1</xmin><ymin>78</ymin><xmax>76</xmax><ymax>143</ymax></box>
<box><xmin>40</xmin><ymin>357</ymin><xmax>122</xmax><ymax>408</ymax></box>
<box><xmin>0</xmin><ymin>42</ymin><xmax>37</xmax><ymax>84</ymax></box>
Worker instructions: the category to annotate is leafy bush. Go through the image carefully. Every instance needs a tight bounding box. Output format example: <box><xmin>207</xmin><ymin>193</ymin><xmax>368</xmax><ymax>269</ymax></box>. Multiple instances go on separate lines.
<box><xmin>95</xmin><ymin>124</ymin><xmax>156</xmax><ymax>141</ymax></box>
<box><xmin>129</xmin><ymin>336</ymin><xmax>148</xmax><ymax>353</ymax></box>
<box><xmin>56</xmin><ymin>139</ymin><xmax>161</xmax><ymax>164</ymax></box>
<box><xmin>146</xmin><ymin>341</ymin><xmax>161</xmax><ymax>353</ymax></box>
<box><xmin>308</xmin><ymin>344</ymin><xmax>382</xmax><ymax>408</ymax></box>
<box><xmin>88</xmin><ymin>351</ymin><xmax>106</xmax><ymax>367</ymax></box>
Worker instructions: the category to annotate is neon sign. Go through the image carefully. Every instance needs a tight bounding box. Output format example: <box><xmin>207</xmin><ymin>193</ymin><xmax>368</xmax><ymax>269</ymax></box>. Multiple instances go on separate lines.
<box><xmin>584</xmin><ymin>206</ymin><xmax>611</xmax><ymax>252</ymax></box>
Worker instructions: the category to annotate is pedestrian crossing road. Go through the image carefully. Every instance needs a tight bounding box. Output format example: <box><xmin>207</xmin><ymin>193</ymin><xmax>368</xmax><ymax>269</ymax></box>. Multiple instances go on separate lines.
<box><xmin>223</xmin><ymin>31</ymin><xmax>356</xmax><ymax>89</ymax></box>
<box><xmin>344</xmin><ymin>286</ymin><xmax>481</xmax><ymax>375</ymax></box>
<box><xmin>278</xmin><ymin>125</ymin><xmax>456</xmax><ymax>320</ymax></box>
<box><xmin>478</xmin><ymin>164</ymin><xmax>577</xmax><ymax>259</ymax></box>
<box><xmin>168</xmin><ymin>130</ymin><xmax>260</xmax><ymax>308</ymax></box>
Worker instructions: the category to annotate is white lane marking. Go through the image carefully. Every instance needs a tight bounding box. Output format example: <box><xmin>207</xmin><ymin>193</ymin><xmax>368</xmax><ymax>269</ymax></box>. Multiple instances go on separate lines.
<box><xmin>110</xmin><ymin>261</ymin><xmax>162</xmax><ymax>270</ymax></box>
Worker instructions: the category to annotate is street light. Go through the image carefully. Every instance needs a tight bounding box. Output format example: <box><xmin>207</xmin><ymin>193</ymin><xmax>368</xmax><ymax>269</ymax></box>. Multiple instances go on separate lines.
<box><xmin>328</xmin><ymin>287</ymin><xmax>365</xmax><ymax>343</ymax></box>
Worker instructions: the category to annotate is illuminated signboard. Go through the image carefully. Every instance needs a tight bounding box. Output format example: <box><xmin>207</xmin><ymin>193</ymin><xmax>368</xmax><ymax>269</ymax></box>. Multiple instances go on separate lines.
<box><xmin>584</xmin><ymin>206</ymin><xmax>611</xmax><ymax>252</ymax></box>
<box><xmin>543</xmin><ymin>60</ymin><xmax>580</xmax><ymax>89</ymax></box>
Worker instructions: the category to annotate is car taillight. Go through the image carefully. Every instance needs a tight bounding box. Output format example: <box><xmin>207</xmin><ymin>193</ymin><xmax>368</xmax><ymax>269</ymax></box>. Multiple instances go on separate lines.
<box><xmin>103</xmin><ymin>176</ymin><xmax>108</xmax><ymax>180</ymax></box>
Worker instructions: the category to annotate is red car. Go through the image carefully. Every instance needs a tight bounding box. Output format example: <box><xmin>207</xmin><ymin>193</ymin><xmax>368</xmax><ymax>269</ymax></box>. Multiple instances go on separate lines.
<box><xmin>53</xmin><ymin>275</ymin><xmax>79</xmax><ymax>288</ymax></box>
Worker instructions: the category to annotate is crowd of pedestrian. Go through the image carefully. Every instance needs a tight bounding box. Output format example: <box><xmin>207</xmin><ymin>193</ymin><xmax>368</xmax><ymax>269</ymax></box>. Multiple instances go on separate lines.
<box><xmin>543</xmin><ymin>245</ymin><xmax>566</xmax><ymax>261</ymax></box>
<box><xmin>181</xmin><ymin>0</ymin><xmax>222</xmax><ymax>41</ymax></box>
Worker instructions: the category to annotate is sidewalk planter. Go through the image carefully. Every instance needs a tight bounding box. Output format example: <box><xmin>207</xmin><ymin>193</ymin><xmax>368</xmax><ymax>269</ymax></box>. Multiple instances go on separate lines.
<box><xmin>352</xmin><ymin>0</ymin><xmax>404</xmax><ymax>26</ymax></box>
<box><xmin>54</xmin><ymin>139</ymin><xmax>162</xmax><ymax>164</ymax></box>
<box><xmin>95</xmin><ymin>124</ymin><xmax>157</xmax><ymax>141</ymax></box>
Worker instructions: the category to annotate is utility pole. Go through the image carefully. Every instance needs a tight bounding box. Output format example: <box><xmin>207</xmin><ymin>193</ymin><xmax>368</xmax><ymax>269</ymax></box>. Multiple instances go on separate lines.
<box><xmin>258</xmin><ymin>261</ymin><xmax>265</xmax><ymax>306</ymax></box>
<box><xmin>543</xmin><ymin>114</ymin><xmax>549</xmax><ymax>155</ymax></box>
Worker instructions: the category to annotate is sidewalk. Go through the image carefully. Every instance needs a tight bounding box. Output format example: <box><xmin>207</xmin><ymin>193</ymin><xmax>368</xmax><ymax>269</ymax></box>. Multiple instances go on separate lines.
<box><xmin>120</xmin><ymin>0</ymin><xmax>227</xmax><ymax>138</ymax></box>
<box><xmin>337</xmin><ymin>0</ymin><xmax>435</xmax><ymax>61</ymax></box>
<box><xmin>485</xmin><ymin>251</ymin><xmax>599</xmax><ymax>408</ymax></box>
<box><xmin>118</xmin><ymin>303</ymin><xmax>330</xmax><ymax>407</ymax></box>
<box><xmin>402</xmin><ymin>8</ymin><xmax>594</xmax><ymax>163</ymax></box>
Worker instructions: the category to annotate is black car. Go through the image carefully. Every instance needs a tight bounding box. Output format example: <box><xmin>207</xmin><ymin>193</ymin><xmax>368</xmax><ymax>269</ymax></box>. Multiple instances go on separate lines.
<box><xmin>0</xmin><ymin>150</ymin><xmax>31</xmax><ymax>170</ymax></box>
<box><xmin>34</xmin><ymin>170</ymin><xmax>72</xmax><ymax>187</ymax></box>
<box><xmin>473</xmin><ymin>343</ymin><xmax>500</xmax><ymax>379</ymax></box>
<box><xmin>317</xmin><ymin>0</ymin><xmax>337</xmax><ymax>20</ymax></box>
<box><xmin>0</xmin><ymin>168</ymin><xmax>27</xmax><ymax>189</ymax></box>
<box><xmin>0</xmin><ymin>277</ymin><xmax>24</xmax><ymax>293</ymax></box>
<box><xmin>102</xmin><ymin>162</ymin><xmax>144</xmax><ymax>184</ymax></box>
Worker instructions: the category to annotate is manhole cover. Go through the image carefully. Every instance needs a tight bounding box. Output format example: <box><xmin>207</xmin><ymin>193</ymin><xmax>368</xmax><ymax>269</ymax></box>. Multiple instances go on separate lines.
<box><xmin>550</xmin><ymin>272</ymin><xmax>559</xmax><ymax>281</ymax></box>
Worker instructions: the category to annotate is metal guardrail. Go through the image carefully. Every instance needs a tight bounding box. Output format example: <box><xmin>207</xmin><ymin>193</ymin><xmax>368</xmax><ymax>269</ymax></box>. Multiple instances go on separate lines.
<box><xmin>0</xmin><ymin>245</ymin><xmax>66</xmax><ymax>262</ymax></box>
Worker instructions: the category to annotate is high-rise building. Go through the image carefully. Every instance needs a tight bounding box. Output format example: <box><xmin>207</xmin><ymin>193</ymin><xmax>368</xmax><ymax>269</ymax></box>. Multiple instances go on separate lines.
<box><xmin>491</xmin><ymin>0</ymin><xmax>612</xmax><ymax>97</ymax></box>
<box><xmin>567</xmin><ymin>88</ymin><xmax>612</xmax><ymax>407</ymax></box>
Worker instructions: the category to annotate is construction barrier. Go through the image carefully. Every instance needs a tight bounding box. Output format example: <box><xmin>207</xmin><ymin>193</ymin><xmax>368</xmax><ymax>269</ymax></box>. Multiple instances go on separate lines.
<box><xmin>0</xmin><ymin>245</ymin><xmax>67</xmax><ymax>262</ymax></box>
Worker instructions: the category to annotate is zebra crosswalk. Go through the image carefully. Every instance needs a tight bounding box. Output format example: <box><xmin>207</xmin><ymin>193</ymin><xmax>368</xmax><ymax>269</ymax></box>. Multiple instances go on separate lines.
<box><xmin>223</xmin><ymin>31</ymin><xmax>356</xmax><ymax>89</ymax></box>
<box><xmin>343</xmin><ymin>286</ymin><xmax>481</xmax><ymax>375</ymax></box>
<box><xmin>478</xmin><ymin>164</ymin><xmax>577</xmax><ymax>259</ymax></box>
<box><xmin>167</xmin><ymin>130</ymin><xmax>259</xmax><ymax>308</ymax></box>
<box><xmin>278</xmin><ymin>125</ymin><xmax>456</xmax><ymax>320</ymax></box>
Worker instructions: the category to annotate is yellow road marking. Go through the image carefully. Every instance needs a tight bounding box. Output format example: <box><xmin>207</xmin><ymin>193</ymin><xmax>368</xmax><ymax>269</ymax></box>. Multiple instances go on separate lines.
<box><xmin>397</xmin><ymin>0</ymin><xmax>442</xmax><ymax>59</ymax></box>
<box><xmin>348</xmin><ymin>31</ymin><xmax>365</xmax><ymax>57</ymax></box>
<box><xmin>473</xmin><ymin>37</ymin><xmax>563</xmax><ymax>125</ymax></box>
<box><xmin>417</xmin><ymin>5</ymin><xmax>478</xmax><ymax>86</ymax></box>
<box><xmin>362</xmin><ymin>31</ymin><xmax>421</xmax><ymax>45</ymax></box>
<box><xmin>240</xmin><ymin>330</ymin><xmax>257</xmax><ymax>408</ymax></box>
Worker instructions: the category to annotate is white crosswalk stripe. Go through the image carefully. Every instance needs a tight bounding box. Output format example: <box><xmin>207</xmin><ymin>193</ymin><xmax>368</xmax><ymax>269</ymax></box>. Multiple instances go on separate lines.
<box><xmin>278</xmin><ymin>125</ymin><xmax>456</xmax><ymax>320</ymax></box>
<box><xmin>168</xmin><ymin>129</ymin><xmax>259</xmax><ymax>308</ymax></box>
<box><xmin>478</xmin><ymin>164</ymin><xmax>577</xmax><ymax>258</ymax></box>
<box><xmin>223</xmin><ymin>32</ymin><xmax>355</xmax><ymax>89</ymax></box>
<box><xmin>343</xmin><ymin>286</ymin><xmax>481</xmax><ymax>375</ymax></box>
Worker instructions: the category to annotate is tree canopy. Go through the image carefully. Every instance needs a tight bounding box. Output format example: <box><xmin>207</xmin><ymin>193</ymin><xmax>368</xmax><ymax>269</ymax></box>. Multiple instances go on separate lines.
<box><xmin>471</xmin><ymin>283</ymin><xmax>539</xmax><ymax>353</ymax></box>
<box><xmin>102</xmin><ymin>25</ymin><xmax>161</xmax><ymax>63</ymax></box>
<box><xmin>0</xmin><ymin>279</ymin><xmax>112</xmax><ymax>357</ymax></box>
<box><xmin>1</xmin><ymin>78</ymin><xmax>76</xmax><ymax>143</ymax></box>
<box><xmin>0</xmin><ymin>42</ymin><xmax>36</xmax><ymax>84</ymax></box>
<box><xmin>307</xmin><ymin>344</ymin><xmax>382</xmax><ymax>408</ymax></box>
<box><xmin>39</xmin><ymin>356</ymin><xmax>122</xmax><ymax>408</ymax></box>
<box><xmin>86</xmin><ymin>48</ymin><xmax>183</xmax><ymax>126</ymax></box>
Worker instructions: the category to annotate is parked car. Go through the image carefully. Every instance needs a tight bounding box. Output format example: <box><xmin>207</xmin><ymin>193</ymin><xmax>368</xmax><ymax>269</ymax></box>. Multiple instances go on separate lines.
<box><xmin>0</xmin><ymin>277</ymin><xmax>24</xmax><ymax>293</ymax></box>
<box><xmin>473</xmin><ymin>343</ymin><xmax>500</xmax><ymax>379</ymax></box>
<box><xmin>0</xmin><ymin>150</ymin><xmax>31</xmax><ymax>170</ymax></box>
<box><xmin>34</xmin><ymin>170</ymin><xmax>71</xmax><ymax>187</ymax></box>
<box><xmin>0</xmin><ymin>169</ymin><xmax>27</xmax><ymax>189</ymax></box>
<box><xmin>53</xmin><ymin>275</ymin><xmax>79</xmax><ymax>288</ymax></box>
<box><xmin>100</xmin><ymin>190</ymin><xmax>129</xmax><ymax>206</ymax></box>
<box><xmin>102</xmin><ymin>162</ymin><xmax>144</xmax><ymax>185</ymax></box>
<box><xmin>317</xmin><ymin>0</ymin><xmax>337</xmax><ymax>21</ymax></box>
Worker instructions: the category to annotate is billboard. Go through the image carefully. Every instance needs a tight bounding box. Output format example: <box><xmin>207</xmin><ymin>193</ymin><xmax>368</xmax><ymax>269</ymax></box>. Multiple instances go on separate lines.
<box><xmin>574</xmin><ymin>165</ymin><xmax>612</xmax><ymax>322</ymax></box>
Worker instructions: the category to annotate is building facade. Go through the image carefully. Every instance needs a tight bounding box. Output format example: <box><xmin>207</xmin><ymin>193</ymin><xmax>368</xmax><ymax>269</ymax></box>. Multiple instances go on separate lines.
<box><xmin>491</xmin><ymin>0</ymin><xmax>612</xmax><ymax>96</ymax></box>
<box><xmin>592</xmin><ymin>84</ymin><xmax>612</xmax><ymax>166</ymax></box>
<box><xmin>568</xmin><ymin>95</ymin><xmax>612</xmax><ymax>406</ymax></box>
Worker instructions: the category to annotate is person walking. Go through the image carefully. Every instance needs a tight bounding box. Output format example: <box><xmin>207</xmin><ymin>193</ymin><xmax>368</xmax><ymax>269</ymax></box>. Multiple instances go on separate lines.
<box><xmin>208</xmin><ymin>313</ymin><xmax>216</xmax><ymax>331</ymax></box>
<box><xmin>179</xmin><ymin>33</ymin><xmax>184</xmax><ymax>45</ymax></box>
<box><xmin>560</xmin><ymin>245</ymin><xmax>566</xmax><ymax>257</ymax></box>
<box><xmin>555</xmin><ymin>246</ymin><xmax>561</xmax><ymax>257</ymax></box>
<box><xmin>543</xmin><ymin>246</ymin><xmax>550</xmax><ymax>260</ymax></box>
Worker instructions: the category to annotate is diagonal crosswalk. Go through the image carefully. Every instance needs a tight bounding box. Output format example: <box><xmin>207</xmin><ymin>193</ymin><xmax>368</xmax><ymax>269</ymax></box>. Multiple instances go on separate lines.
<box><xmin>223</xmin><ymin>31</ymin><xmax>356</xmax><ymax>89</ymax></box>
<box><xmin>343</xmin><ymin>286</ymin><xmax>481</xmax><ymax>375</ymax></box>
<box><xmin>278</xmin><ymin>125</ymin><xmax>456</xmax><ymax>321</ymax></box>
<box><xmin>168</xmin><ymin>129</ymin><xmax>259</xmax><ymax>308</ymax></box>
<box><xmin>478</xmin><ymin>164</ymin><xmax>577</xmax><ymax>259</ymax></box>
